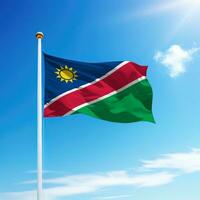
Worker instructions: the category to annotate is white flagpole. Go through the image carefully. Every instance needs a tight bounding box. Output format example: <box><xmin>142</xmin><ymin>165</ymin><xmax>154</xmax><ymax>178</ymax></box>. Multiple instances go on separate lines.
<box><xmin>36</xmin><ymin>32</ymin><xmax>44</xmax><ymax>200</ymax></box>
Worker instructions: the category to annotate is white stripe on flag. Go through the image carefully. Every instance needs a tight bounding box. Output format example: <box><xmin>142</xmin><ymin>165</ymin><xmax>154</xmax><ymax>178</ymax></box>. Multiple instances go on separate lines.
<box><xmin>64</xmin><ymin>76</ymin><xmax>146</xmax><ymax>116</ymax></box>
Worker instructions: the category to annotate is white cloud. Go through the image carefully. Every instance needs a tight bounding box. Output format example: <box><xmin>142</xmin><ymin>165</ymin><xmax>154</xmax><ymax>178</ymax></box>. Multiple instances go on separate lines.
<box><xmin>44</xmin><ymin>171</ymin><xmax>174</xmax><ymax>187</ymax></box>
<box><xmin>2</xmin><ymin>149</ymin><xmax>200</xmax><ymax>200</ymax></box>
<box><xmin>94</xmin><ymin>194</ymin><xmax>132</xmax><ymax>199</ymax></box>
<box><xmin>0</xmin><ymin>191</ymin><xmax>36</xmax><ymax>200</ymax></box>
<box><xmin>0</xmin><ymin>171</ymin><xmax>175</xmax><ymax>200</ymax></box>
<box><xmin>154</xmin><ymin>44</ymin><xmax>199</xmax><ymax>77</ymax></box>
<box><xmin>143</xmin><ymin>149</ymin><xmax>200</xmax><ymax>173</ymax></box>
<box><xmin>21</xmin><ymin>170</ymin><xmax>174</xmax><ymax>187</ymax></box>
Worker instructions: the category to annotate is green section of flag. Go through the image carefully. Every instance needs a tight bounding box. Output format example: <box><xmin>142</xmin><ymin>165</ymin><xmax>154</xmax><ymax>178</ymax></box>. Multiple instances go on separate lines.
<box><xmin>74</xmin><ymin>79</ymin><xmax>154</xmax><ymax>123</ymax></box>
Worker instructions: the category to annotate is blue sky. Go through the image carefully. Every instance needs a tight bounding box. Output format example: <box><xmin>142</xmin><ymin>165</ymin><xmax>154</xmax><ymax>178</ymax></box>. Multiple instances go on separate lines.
<box><xmin>0</xmin><ymin>0</ymin><xmax>200</xmax><ymax>199</ymax></box>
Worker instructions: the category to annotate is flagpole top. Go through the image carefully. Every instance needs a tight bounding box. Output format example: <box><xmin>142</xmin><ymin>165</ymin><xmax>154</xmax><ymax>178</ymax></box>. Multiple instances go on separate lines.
<box><xmin>36</xmin><ymin>32</ymin><xmax>44</xmax><ymax>39</ymax></box>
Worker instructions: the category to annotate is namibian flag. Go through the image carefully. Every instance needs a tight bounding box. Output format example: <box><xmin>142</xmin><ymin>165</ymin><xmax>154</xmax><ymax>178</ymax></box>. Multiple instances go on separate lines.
<box><xmin>44</xmin><ymin>54</ymin><xmax>154</xmax><ymax>123</ymax></box>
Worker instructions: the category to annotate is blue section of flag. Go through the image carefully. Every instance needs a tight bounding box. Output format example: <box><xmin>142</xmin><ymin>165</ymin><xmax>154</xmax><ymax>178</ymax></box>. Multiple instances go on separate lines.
<box><xmin>44</xmin><ymin>53</ymin><xmax>122</xmax><ymax>104</ymax></box>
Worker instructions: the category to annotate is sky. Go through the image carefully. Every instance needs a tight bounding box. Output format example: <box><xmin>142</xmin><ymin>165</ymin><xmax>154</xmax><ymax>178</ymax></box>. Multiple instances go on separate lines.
<box><xmin>0</xmin><ymin>0</ymin><xmax>200</xmax><ymax>199</ymax></box>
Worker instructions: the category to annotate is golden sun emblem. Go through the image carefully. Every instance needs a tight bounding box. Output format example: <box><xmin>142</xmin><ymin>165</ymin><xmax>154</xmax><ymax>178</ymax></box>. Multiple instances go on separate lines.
<box><xmin>55</xmin><ymin>66</ymin><xmax>78</xmax><ymax>83</ymax></box>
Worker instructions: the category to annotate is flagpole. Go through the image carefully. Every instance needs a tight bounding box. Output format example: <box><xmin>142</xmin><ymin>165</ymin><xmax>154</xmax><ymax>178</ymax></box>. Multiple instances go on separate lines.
<box><xmin>36</xmin><ymin>32</ymin><xmax>44</xmax><ymax>200</ymax></box>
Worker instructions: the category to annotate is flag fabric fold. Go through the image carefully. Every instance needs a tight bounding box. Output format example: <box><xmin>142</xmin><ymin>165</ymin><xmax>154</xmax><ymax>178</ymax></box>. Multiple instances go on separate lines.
<box><xmin>44</xmin><ymin>53</ymin><xmax>154</xmax><ymax>123</ymax></box>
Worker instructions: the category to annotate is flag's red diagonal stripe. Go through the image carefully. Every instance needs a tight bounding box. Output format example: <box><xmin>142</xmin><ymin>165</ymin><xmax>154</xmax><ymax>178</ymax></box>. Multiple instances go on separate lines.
<box><xmin>44</xmin><ymin>62</ymin><xmax>147</xmax><ymax>117</ymax></box>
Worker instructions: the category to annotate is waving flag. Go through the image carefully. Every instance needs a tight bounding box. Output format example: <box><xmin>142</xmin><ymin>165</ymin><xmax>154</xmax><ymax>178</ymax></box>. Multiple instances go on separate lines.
<box><xmin>44</xmin><ymin>53</ymin><xmax>154</xmax><ymax>123</ymax></box>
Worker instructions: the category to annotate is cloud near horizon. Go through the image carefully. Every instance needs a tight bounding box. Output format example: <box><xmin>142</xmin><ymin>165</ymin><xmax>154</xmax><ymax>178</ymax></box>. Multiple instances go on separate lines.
<box><xmin>1</xmin><ymin>149</ymin><xmax>200</xmax><ymax>200</ymax></box>
<box><xmin>154</xmin><ymin>44</ymin><xmax>199</xmax><ymax>77</ymax></box>
<box><xmin>0</xmin><ymin>171</ymin><xmax>175</xmax><ymax>200</ymax></box>
<box><xmin>94</xmin><ymin>194</ymin><xmax>132</xmax><ymax>200</ymax></box>
<box><xmin>142</xmin><ymin>148</ymin><xmax>200</xmax><ymax>173</ymax></box>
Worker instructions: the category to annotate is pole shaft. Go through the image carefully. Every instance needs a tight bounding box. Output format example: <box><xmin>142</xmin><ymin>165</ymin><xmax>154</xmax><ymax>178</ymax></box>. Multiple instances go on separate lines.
<box><xmin>37</xmin><ymin>35</ymin><xmax>43</xmax><ymax>200</ymax></box>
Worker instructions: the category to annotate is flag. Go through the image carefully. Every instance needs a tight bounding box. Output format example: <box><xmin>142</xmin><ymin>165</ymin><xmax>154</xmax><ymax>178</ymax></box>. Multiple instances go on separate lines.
<box><xmin>44</xmin><ymin>54</ymin><xmax>154</xmax><ymax>123</ymax></box>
